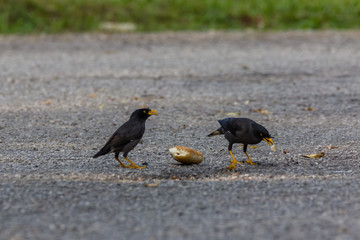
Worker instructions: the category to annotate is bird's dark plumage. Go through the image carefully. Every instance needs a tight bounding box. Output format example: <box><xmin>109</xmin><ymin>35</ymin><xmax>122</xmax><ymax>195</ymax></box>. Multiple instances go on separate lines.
<box><xmin>93</xmin><ymin>108</ymin><xmax>157</xmax><ymax>169</ymax></box>
<box><xmin>208</xmin><ymin>117</ymin><xmax>274</xmax><ymax>170</ymax></box>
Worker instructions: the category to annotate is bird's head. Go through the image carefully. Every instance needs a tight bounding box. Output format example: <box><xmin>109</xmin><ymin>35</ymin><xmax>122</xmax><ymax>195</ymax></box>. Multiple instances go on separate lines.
<box><xmin>256</xmin><ymin>125</ymin><xmax>274</xmax><ymax>146</ymax></box>
<box><xmin>131</xmin><ymin>108</ymin><xmax>158</xmax><ymax>120</ymax></box>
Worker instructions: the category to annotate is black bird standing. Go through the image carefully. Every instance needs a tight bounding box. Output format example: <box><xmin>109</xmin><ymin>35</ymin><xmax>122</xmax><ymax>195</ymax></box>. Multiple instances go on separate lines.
<box><xmin>93</xmin><ymin>108</ymin><xmax>157</xmax><ymax>169</ymax></box>
<box><xmin>208</xmin><ymin>118</ymin><xmax>274</xmax><ymax>170</ymax></box>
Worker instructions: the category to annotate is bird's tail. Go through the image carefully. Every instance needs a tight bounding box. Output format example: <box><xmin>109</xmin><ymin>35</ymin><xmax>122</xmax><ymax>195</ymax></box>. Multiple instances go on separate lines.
<box><xmin>207</xmin><ymin>128</ymin><xmax>225</xmax><ymax>137</ymax></box>
<box><xmin>93</xmin><ymin>147</ymin><xmax>110</xmax><ymax>158</ymax></box>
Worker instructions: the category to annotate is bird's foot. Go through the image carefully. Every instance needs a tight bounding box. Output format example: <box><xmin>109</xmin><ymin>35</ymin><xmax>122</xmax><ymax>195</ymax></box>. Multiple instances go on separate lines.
<box><xmin>245</xmin><ymin>159</ymin><xmax>256</xmax><ymax>165</ymax></box>
<box><xmin>244</xmin><ymin>152</ymin><xmax>256</xmax><ymax>165</ymax></box>
<box><xmin>127</xmin><ymin>164</ymin><xmax>146</xmax><ymax>169</ymax></box>
<box><xmin>123</xmin><ymin>157</ymin><xmax>146</xmax><ymax>169</ymax></box>
<box><xmin>227</xmin><ymin>159</ymin><xmax>240</xmax><ymax>170</ymax></box>
<box><xmin>227</xmin><ymin>163</ymin><xmax>236</xmax><ymax>170</ymax></box>
<box><xmin>116</xmin><ymin>156</ymin><xmax>130</xmax><ymax>168</ymax></box>
<box><xmin>117</xmin><ymin>163</ymin><xmax>132</xmax><ymax>168</ymax></box>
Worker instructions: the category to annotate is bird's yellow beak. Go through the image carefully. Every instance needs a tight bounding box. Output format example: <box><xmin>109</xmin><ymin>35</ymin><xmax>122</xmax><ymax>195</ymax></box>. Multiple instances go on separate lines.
<box><xmin>148</xmin><ymin>109</ymin><xmax>158</xmax><ymax>115</ymax></box>
<box><xmin>263</xmin><ymin>137</ymin><xmax>274</xmax><ymax>146</ymax></box>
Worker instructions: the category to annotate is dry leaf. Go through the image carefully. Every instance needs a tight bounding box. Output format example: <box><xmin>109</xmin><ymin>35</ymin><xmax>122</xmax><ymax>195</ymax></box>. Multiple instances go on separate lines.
<box><xmin>327</xmin><ymin>146</ymin><xmax>339</xmax><ymax>149</ymax></box>
<box><xmin>88</xmin><ymin>94</ymin><xmax>96</xmax><ymax>98</ymax></box>
<box><xmin>283</xmin><ymin>149</ymin><xmax>290</xmax><ymax>154</ymax></box>
<box><xmin>306</xmin><ymin>106</ymin><xmax>315</xmax><ymax>111</ymax></box>
<box><xmin>226</xmin><ymin>112</ymin><xmax>241</xmax><ymax>117</ymax></box>
<box><xmin>42</xmin><ymin>99</ymin><xmax>52</xmax><ymax>105</ymax></box>
<box><xmin>99</xmin><ymin>104</ymin><xmax>104</xmax><ymax>109</ymax></box>
<box><xmin>230</xmin><ymin>172</ymin><xmax>241</xmax><ymax>176</ymax></box>
<box><xmin>144</xmin><ymin>182</ymin><xmax>161</xmax><ymax>187</ymax></box>
<box><xmin>252</xmin><ymin>108</ymin><xmax>269</xmax><ymax>115</ymax></box>
<box><xmin>100</xmin><ymin>22</ymin><xmax>136</xmax><ymax>32</ymax></box>
<box><xmin>302</xmin><ymin>152</ymin><xmax>325</xmax><ymax>158</ymax></box>
<box><xmin>301</xmin><ymin>106</ymin><xmax>315</xmax><ymax>111</ymax></box>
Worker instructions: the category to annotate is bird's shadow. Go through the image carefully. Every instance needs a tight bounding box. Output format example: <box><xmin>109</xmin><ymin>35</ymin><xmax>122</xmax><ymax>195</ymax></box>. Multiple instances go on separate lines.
<box><xmin>252</xmin><ymin>161</ymin><xmax>277</xmax><ymax>167</ymax></box>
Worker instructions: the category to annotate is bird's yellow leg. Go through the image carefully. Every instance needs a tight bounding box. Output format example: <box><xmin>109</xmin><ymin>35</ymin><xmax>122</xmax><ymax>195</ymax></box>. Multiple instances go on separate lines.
<box><xmin>115</xmin><ymin>156</ymin><xmax>130</xmax><ymax>168</ymax></box>
<box><xmin>227</xmin><ymin>150</ymin><xmax>240</xmax><ymax>170</ymax></box>
<box><xmin>244</xmin><ymin>152</ymin><xmax>255</xmax><ymax>165</ymax></box>
<box><xmin>124</xmin><ymin>157</ymin><xmax>146</xmax><ymax>169</ymax></box>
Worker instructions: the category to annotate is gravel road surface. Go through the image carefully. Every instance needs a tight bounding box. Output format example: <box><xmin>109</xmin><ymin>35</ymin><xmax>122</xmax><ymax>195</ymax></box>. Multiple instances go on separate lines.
<box><xmin>0</xmin><ymin>31</ymin><xmax>360</xmax><ymax>240</ymax></box>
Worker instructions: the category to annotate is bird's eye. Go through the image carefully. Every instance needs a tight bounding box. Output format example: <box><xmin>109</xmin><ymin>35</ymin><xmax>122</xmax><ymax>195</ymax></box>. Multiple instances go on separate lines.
<box><xmin>260</xmin><ymin>133</ymin><xmax>263</xmax><ymax>136</ymax></box>
<box><xmin>143</xmin><ymin>110</ymin><xmax>147</xmax><ymax>113</ymax></box>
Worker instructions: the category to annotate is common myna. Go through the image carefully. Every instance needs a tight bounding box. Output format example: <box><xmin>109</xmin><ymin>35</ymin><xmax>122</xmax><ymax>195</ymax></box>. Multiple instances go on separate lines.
<box><xmin>208</xmin><ymin>117</ymin><xmax>274</xmax><ymax>170</ymax></box>
<box><xmin>93</xmin><ymin>108</ymin><xmax>157</xmax><ymax>169</ymax></box>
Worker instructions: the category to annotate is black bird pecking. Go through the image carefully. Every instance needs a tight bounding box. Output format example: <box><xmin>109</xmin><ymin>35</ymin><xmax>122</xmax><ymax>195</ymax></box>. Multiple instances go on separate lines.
<box><xmin>208</xmin><ymin>117</ymin><xmax>274</xmax><ymax>170</ymax></box>
<box><xmin>93</xmin><ymin>108</ymin><xmax>157</xmax><ymax>169</ymax></box>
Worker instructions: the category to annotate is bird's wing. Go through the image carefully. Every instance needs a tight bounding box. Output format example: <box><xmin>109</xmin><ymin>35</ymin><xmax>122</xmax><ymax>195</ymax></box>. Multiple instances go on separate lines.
<box><xmin>227</xmin><ymin>118</ymin><xmax>251</xmax><ymax>136</ymax></box>
<box><xmin>218</xmin><ymin>118</ymin><xmax>232</xmax><ymax>132</ymax></box>
<box><xmin>219</xmin><ymin>118</ymin><xmax>239</xmax><ymax>134</ymax></box>
<box><xmin>104</xmin><ymin>120</ymin><xmax>145</xmax><ymax>148</ymax></box>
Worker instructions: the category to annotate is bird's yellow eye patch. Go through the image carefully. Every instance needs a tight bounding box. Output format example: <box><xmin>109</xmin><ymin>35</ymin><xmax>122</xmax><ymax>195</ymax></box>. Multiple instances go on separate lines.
<box><xmin>143</xmin><ymin>110</ymin><xmax>147</xmax><ymax>113</ymax></box>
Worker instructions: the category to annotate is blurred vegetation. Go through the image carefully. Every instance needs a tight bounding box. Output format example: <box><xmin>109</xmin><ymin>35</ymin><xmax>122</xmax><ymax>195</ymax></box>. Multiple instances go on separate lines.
<box><xmin>1</xmin><ymin>0</ymin><xmax>360</xmax><ymax>34</ymax></box>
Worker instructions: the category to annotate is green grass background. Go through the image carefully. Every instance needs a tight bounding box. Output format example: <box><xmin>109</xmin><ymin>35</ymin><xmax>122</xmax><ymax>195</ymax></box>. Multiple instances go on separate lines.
<box><xmin>1</xmin><ymin>0</ymin><xmax>360</xmax><ymax>34</ymax></box>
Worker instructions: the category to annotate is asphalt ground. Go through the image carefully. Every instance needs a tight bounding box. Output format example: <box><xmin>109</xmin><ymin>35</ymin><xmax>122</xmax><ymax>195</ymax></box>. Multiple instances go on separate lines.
<box><xmin>0</xmin><ymin>31</ymin><xmax>360</xmax><ymax>240</ymax></box>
